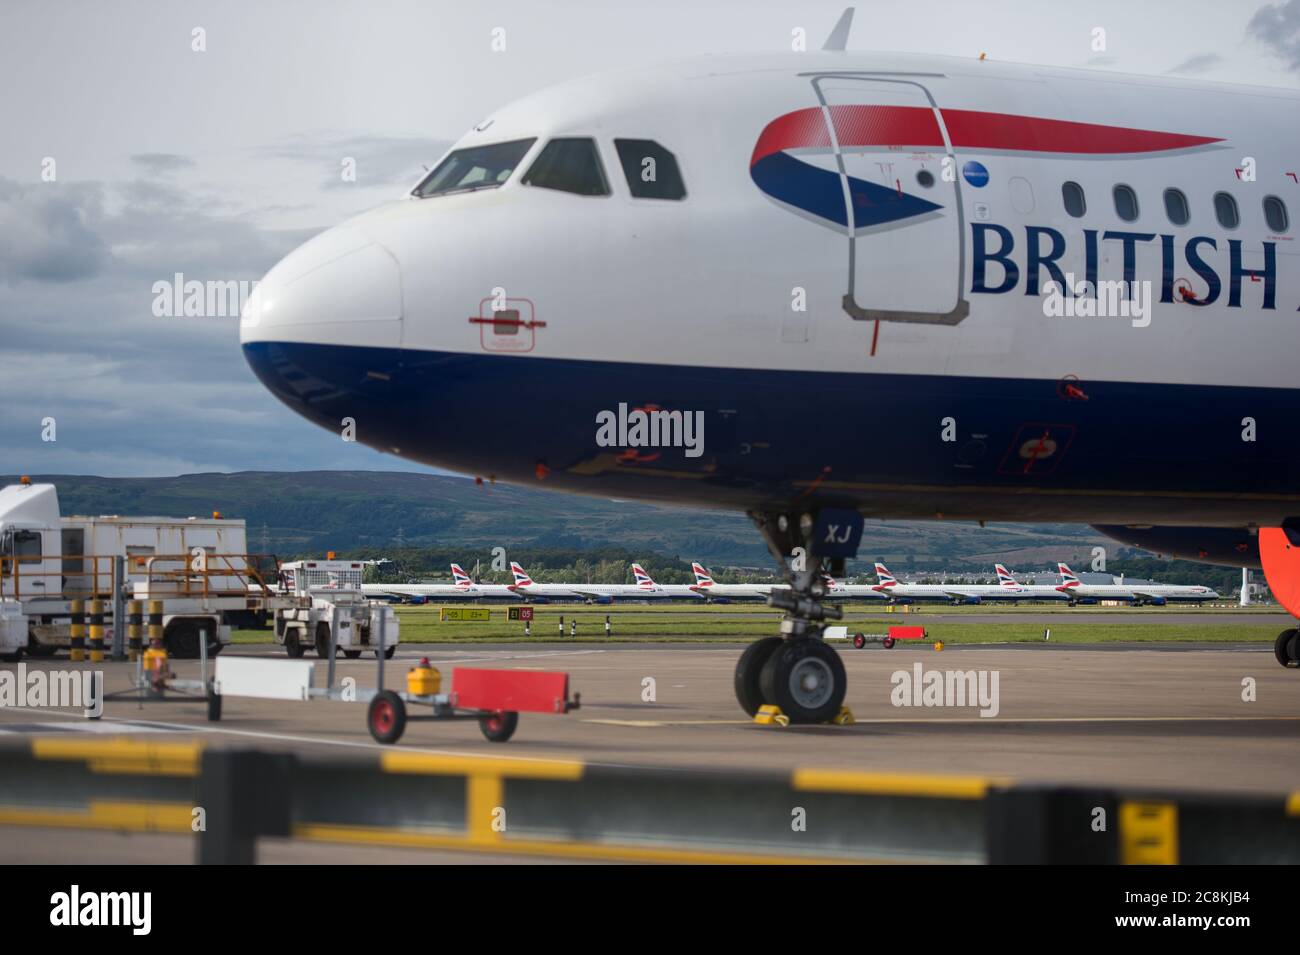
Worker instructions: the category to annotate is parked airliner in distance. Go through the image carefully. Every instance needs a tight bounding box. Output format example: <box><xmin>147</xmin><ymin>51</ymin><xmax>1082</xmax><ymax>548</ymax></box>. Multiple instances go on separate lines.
<box><xmin>992</xmin><ymin>564</ymin><xmax>1072</xmax><ymax>602</ymax></box>
<box><xmin>692</xmin><ymin>563</ymin><xmax>885</xmax><ymax>602</ymax></box>
<box><xmin>1056</xmin><ymin>562</ymin><xmax>1219</xmax><ymax>604</ymax></box>
<box><xmin>242</xmin><ymin>8</ymin><xmax>1300</xmax><ymax>721</ymax></box>
<box><xmin>872</xmin><ymin>561</ymin><xmax>982</xmax><ymax>603</ymax></box>
<box><xmin>362</xmin><ymin>563</ymin><xmax>519</xmax><ymax>601</ymax></box>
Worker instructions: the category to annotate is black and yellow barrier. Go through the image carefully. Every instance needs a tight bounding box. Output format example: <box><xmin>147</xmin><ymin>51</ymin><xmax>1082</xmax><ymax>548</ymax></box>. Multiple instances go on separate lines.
<box><xmin>88</xmin><ymin>600</ymin><xmax>105</xmax><ymax>664</ymax></box>
<box><xmin>127</xmin><ymin>600</ymin><xmax>143</xmax><ymax>662</ymax></box>
<box><xmin>69</xmin><ymin>600</ymin><xmax>85</xmax><ymax>663</ymax></box>
<box><xmin>147</xmin><ymin>600</ymin><xmax>164</xmax><ymax>651</ymax></box>
<box><xmin>0</xmin><ymin>739</ymin><xmax>1296</xmax><ymax>865</ymax></box>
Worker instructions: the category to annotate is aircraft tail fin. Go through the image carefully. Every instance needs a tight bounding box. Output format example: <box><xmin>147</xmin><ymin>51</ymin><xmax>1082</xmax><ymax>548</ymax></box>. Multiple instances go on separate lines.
<box><xmin>691</xmin><ymin>562</ymin><xmax>714</xmax><ymax>587</ymax></box>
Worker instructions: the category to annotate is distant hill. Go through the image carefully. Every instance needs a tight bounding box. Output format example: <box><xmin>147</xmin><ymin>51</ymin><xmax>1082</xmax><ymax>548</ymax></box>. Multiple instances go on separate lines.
<box><xmin>5</xmin><ymin>471</ymin><xmax>1114</xmax><ymax>570</ymax></box>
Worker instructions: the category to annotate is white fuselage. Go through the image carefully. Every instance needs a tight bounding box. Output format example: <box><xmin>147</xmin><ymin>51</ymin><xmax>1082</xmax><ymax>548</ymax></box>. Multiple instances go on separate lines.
<box><xmin>241</xmin><ymin>51</ymin><xmax>1300</xmax><ymax>533</ymax></box>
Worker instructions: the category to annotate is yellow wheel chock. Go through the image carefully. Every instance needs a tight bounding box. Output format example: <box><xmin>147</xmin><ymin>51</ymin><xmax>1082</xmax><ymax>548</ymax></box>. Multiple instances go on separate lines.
<box><xmin>753</xmin><ymin>705</ymin><xmax>855</xmax><ymax>726</ymax></box>
<box><xmin>753</xmin><ymin>705</ymin><xmax>789</xmax><ymax>727</ymax></box>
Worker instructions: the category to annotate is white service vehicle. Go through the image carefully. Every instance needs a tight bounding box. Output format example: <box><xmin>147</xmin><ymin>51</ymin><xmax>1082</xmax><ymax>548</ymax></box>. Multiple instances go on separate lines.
<box><xmin>0</xmin><ymin>599</ymin><xmax>25</xmax><ymax>662</ymax></box>
<box><xmin>0</xmin><ymin>479</ymin><xmax>280</xmax><ymax>658</ymax></box>
<box><xmin>275</xmin><ymin>560</ymin><xmax>399</xmax><ymax>659</ymax></box>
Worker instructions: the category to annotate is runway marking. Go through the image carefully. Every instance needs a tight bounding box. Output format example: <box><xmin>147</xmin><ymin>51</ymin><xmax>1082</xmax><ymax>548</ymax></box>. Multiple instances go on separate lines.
<box><xmin>0</xmin><ymin>721</ymin><xmax>175</xmax><ymax>735</ymax></box>
<box><xmin>16</xmin><ymin>708</ymin><xmax>591</xmax><ymax>766</ymax></box>
<box><xmin>582</xmin><ymin>714</ymin><xmax>1300</xmax><ymax>727</ymax></box>
<box><xmin>583</xmin><ymin>718</ymin><xmax>753</xmax><ymax>727</ymax></box>
<box><xmin>825</xmin><ymin>715</ymin><xmax>1300</xmax><ymax>724</ymax></box>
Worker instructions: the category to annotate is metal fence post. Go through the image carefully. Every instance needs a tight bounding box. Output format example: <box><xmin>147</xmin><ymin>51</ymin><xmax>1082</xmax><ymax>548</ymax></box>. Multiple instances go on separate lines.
<box><xmin>985</xmin><ymin>785</ymin><xmax>1119</xmax><ymax>864</ymax></box>
<box><xmin>111</xmin><ymin>555</ymin><xmax>126</xmax><ymax>660</ymax></box>
<box><xmin>196</xmin><ymin>749</ymin><xmax>294</xmax><ymax>864</ymax></box>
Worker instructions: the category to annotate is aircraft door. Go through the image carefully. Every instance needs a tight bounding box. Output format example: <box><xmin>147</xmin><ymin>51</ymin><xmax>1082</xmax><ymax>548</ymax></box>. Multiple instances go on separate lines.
<box><xmin>810</xmin><ymin>75</ymin><xmax>967</xmax><ymax>325</ymax></box>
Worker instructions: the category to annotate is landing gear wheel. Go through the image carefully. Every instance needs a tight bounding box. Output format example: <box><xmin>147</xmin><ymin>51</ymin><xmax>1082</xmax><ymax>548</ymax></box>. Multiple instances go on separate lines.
<box><xmin>315</xmin><ymin>623</ymin><xmax>332</xmax><ymax>658</ymax></box>
<box><xmin>1275</xmin><ymin>628</ymin><xmax>1299</xmax><ymax>669</ymax></box>
<box><xmin>367</xmin><ymin>690</ymin><xmax>407</xmax><ymax>744</ymax></box>
<box><xmin>284</xmin><ymin>630</ymin><xmax>304</xmax><ymax>658</ymax></box>
<box><xmin>759</xmin><ymin>639</ymin><xmax>847</xmax><ymax>724</ymax></box>
<box><xmin>852</xmin><ymin>633</ymin><xmax>867</xmax><ymax>650</ymax></box>
<box><xmin>343</xmin><ymin>649</ymin><xmax>362</xmax><ymax>659</ymax></box>
<box><xmin>207</xmin><ymin>691</ymin><xmax>222</xmax><ymax>722</ymax></box>
<box><xmin>734</xmin><ymin>637</ymin><xmax>783</xmax><ymax>716</ymax></box>
<box><xmin>479</xmin><ymin>711</ymin><xmax>519</xmax><ymax>742</ymax></box>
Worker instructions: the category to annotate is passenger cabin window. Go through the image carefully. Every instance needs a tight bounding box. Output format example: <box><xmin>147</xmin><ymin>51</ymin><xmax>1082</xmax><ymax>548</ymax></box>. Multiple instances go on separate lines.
<box><xmin>614</xmin><ymin>139</ymin><xmax>686</xmax><ymax>199</ymax></box>
<box><xmin>1214</xmin><ymin>192</ymin><xmax>1239</xmax><ymax>230</ymax></box>
<box><xmin>522</xmin><ymin>138</ymin><xmax>609</xmax><ymax>196</ymax></box>
<box><xmin>1113</xmin><ymin>184</ymin><xmax>1139</xmax><ymax>222</ymax></box>
<box><xmin>1061</xmin><ymin>181</ymin><xmax>1086</xmax><ymax>218</ymax></box>
<box><xmin>412</xmin><ymin>138</ymin><xmax>537</xmax><ymax>198</ymax></box>
<box><xmin>1264</xmin><ymin>195</ymin><xmax>1289</xmax><ymax>233</ymax></box>
<box><xmin>1163</xmin><ymin>188</ymin><xmax>1189</xmax><ymax>226</ymax></box>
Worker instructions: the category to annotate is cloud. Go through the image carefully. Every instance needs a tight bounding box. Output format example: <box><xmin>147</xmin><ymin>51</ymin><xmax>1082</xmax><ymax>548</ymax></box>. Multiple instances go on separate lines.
<box><xmin>105</xmin><ymin>177</ymin><xmax>308</xmax><ymax>279</ymax></box>
<box><xmin>0</xmin><ymin>179</ymin><xmax>109</xmax><ymax>283</ymax></box>
<box><xmin>130</xmin><ymin>153</ymin><xmax>196</xmax><ymax>176</ymax></box>
<box><xmin>0</xmin><ymin>165</ymin><xmax>405</xmax><ymax>477</ymax></box>
<box><xmin>1248</xmin><ymin>0</ymin><xmax>1300</xmax><ymax>72</ymax></box>
<box><xmin>255</xmin><ymin>131</ymin><xmax>453</xmax><ymax>191</ymax></box>
<box><xmin>1166</xmin><ymin>53</ymin><xmax>1224</xmax><ymax>75</ymax></box>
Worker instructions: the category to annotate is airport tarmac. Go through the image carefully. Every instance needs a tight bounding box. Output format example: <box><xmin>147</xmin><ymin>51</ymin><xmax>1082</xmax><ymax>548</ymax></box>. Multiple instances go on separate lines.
<box><xmin>2</xmin><ymin>641</ymin><xmax>1296</xmax><ymax>794</ymax></box>
<box><xmin>3</xmin><ymin>640</ymin><xmax>1297</xmax><ymax>864</ymax></box>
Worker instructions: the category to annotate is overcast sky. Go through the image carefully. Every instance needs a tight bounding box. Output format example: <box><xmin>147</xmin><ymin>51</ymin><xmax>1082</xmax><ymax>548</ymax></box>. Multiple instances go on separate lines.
<box><xmin>1</xmin><ymin>0</ymin><xmax>1297</xmax><ymax>476</ymax></box>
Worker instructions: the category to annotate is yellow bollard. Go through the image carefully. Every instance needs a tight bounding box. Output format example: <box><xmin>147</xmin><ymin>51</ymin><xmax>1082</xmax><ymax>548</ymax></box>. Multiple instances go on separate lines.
<box><xmin>147</xmin><ymin>600</ymin><xmax>164</xmax><ymax>652</ymax></box>
<box><xmin>69</xmin><ymin>600</ymin><xmax>85</xmax><ymax>662</ymax></box>
<box><xmin>88</xmin><ymin>599</ymin><xmax>105</xmax><ymax>663</ymax></box>
<box><xmin>127</xmin><ymin>600</ymin><xmax>143</xmax><ymax>662</ymax></box>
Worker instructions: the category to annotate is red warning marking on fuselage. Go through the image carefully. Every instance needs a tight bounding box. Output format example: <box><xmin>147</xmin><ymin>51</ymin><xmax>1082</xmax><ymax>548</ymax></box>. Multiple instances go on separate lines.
<box><xmin>1175</xmin><ymin>277</ymin><xmax>1200</xmax><ymax>303</ymax></box>
<box><xmin>1057</xmin><ymin>375</ymin><xmax>1088</xmax><ymax>401</ymax></box>
<box><xmin>469</xmin><ymin>297</ymin><xmax>545</xmax><ymax>353</ymax></box>
<box><xmin>1021</xmin><ymin>430</ymin><xmax>1055</xmax><ymax>474</ymax></box>
<box><xmin>998</xmin><ymin>424</ymin><xmax>1077</xmax><ymax>476</ymax></box>
<box><xmin>616</xmin><ymin>449</ymin><xmax>661</xmax><ymax>464</ymax></box>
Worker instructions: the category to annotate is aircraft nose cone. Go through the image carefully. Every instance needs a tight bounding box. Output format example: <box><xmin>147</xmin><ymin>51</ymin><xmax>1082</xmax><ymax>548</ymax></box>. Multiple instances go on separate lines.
<box><xmin>241</xmin><ymin>224</ymin><xmax>404</xmax><ymax>436</ymax></box>
<box><xmin>240</xmin><ymin>225</ymin><xmax>402</xmax><ymax>341</ymax></box>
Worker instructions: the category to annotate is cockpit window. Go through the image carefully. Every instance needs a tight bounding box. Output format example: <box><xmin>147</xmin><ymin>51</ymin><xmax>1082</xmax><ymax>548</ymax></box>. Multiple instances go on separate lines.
<box><xmin>614</xmin><ymin>139</ymin><xmax>686</xmax><ymax>200</ymax></box>
<box><xmin>521</xmin><ymin>138</ymin><xmax>609</xmax><ymax>196</ymax></box>
<box><xmin>412</xmin><ymin>138</ymin><xmax>536</xmax><ymax>198</ymax></box>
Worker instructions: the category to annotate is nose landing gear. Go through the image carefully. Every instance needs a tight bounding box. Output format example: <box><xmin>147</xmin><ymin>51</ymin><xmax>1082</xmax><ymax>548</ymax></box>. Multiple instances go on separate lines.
<box><xmin>734</xmin><ymin>508</ymin><xmax>858</xmax><ymax>723</ymax></box>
